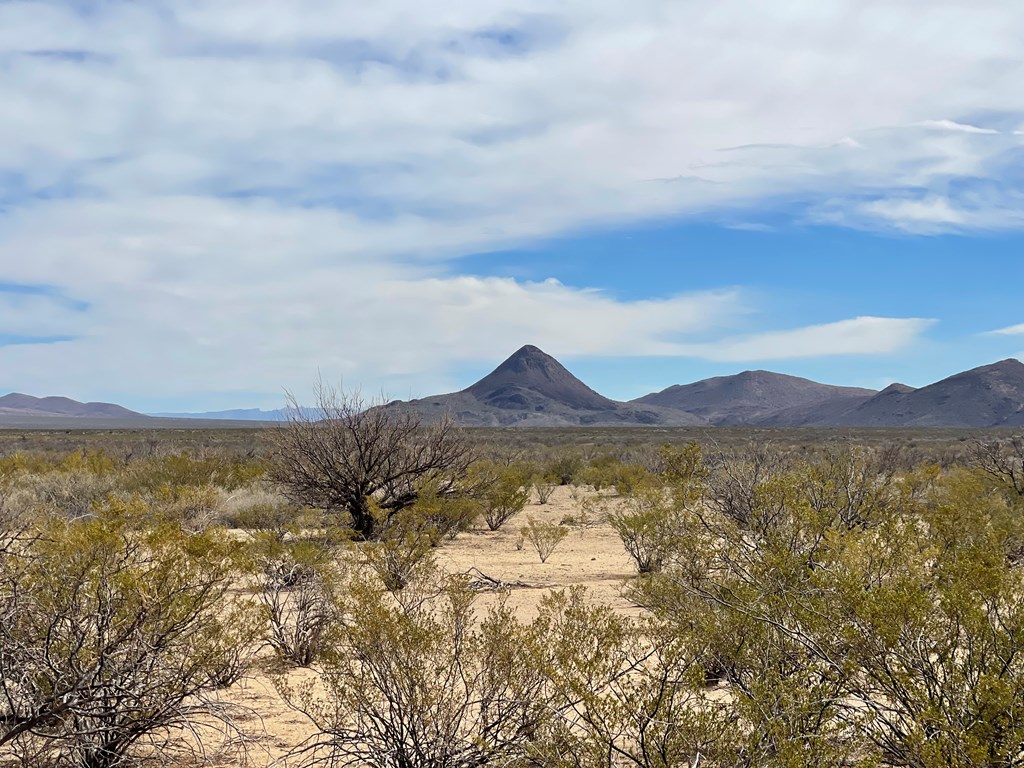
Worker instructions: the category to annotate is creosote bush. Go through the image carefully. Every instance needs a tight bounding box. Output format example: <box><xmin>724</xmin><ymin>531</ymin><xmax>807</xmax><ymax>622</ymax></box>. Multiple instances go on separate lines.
<box><xmin>521</xmin><ymin>516</ymin><xmax>569</xmax><ymax>563</ymax></box>
<box><xmin>627</xmin><ymin>447</ymin><xmax>1024</xmax><ymax>767</ymax></box>
<box><xmin>396</xmin><ymin>479</ymin><xmax>480</xmax><ymax>544</ymax></box>
<box><xmin>361</xmin><ymin>531</ymin><xmax>436</xmax><ymax>593</ymax></box>
<box><xmin>609</xmin><ymin>486</ymin><xmax>680</xmax><ymax>575</ymax></box>
<box><xmin>605</xmin><ymin>444</ymin><xmax>706</xmax><ymax>575</ymax></box>
<box><xmin>276</xmin><ymin>567</ymin><xmax>649</xmax><ymax>768</ymax></box>
<box><xmin>546</xmin><ymin>451</ymin><xmax>583</xmax><ymax>485</ymax></box>
<box><xmin>471</xmin><ymin>461</ymin><xmax>531</xmax><ymax>531</ymax></box>
<box><xmin>533</xmin><ymin>474</ymin><xmax>559</xmax><ymax>505</ymax></box>
<box><xmin>252</xmin><ymin>531</ymin><xmax>342</xmax><ymax>667</ymax></box>
<box><xmin>0</xmin><ymin>506</ymin><xmax>256</xmax><ymax>767</ymax></box>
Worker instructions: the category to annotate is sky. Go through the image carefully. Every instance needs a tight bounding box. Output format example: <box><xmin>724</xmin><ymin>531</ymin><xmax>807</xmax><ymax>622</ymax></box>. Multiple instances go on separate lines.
<box><xmin>1</xmin><ymin>0</ymin><xmax>1023</xmax><ymax>412</ymax></box>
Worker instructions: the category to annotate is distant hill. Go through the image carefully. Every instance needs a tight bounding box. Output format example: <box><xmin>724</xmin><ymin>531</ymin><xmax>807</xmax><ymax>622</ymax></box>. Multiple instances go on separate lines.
<box><xmin>0</xmin><ymin>393</ymin><xmax>144</xmax><ymax>419</ymax></box>
<box><xmin>8</xmin><ymin>354</ymin><xmax>1023</xmax><ymax>430</ymax></box>
<box><xmin>632</xmin><ymin>370</ymin><xmax>876</xmax><ymax>426</ymax></box>
<box><xmin>831</xmin><ymin>359</ymin><xmax>1024</xmax><ymax>427</ymax></box>
<box><xmin>386</xmin><ymin>345</ymin><xmax>707</xmax><ymax>426</ymax></box>
<box><xmin>150</xmin><ymin>408</ymin><xmax>287</xmax><ymax>422</ymax></box>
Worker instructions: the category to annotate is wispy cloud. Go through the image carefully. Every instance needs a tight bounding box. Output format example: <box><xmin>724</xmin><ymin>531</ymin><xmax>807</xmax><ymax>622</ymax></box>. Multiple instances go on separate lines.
<box><xmin>0</xmin><ymin>335</ymin><xmax>75</xmax><ymax>347</ymax></box>
<box><xmin>675</xmin><ymin>317</ymin><xmax>937</xmax><ymax>363</ymax></box>
<box><xmin>855</xmin><ymin>196</ymin><xmax>966</xmax><ymax>232</ymax></box>
<box><xmin>987</xmin><ymin>323</ymin><xmax>1024</xmax><ymax>336</ymax></box>
<box><xmin>917</xmin><ymin>119</ymin><xmax>999</xmax><ymax>135</ymax></box>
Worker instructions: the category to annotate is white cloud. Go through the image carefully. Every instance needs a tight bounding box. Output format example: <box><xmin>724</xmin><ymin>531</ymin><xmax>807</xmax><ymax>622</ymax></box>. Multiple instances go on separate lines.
<box><xmin>675</xmin><ymin>317</ymin><xmax>937</xmax><ymax>363</ymax></box>
<box><xmin>917</xmin><ymin>119</ymin><xmax>999</xmax><ymax>135</ymax></box>
<box><xmin>987</xmin><ymin>323</ymin><xmax>1024</xmax><ymax>336</ymax></box>
<box><xmin>857</xmin><ymin>196</ymin><xmax>966</xmax><ymax>231</ymax></box>
<box><xmin>0</xmin><ymin>194</ymin><xmax>751</xmax><ymax>402</ymax></box>
<box><xmin>816</xmin><ymin>186</ymin><xmax>1024</xmax><ymax>233</ymax></box>
<box><xmin>0</xmin><ymin>1</ymin><xmax>1014</xmax><ymax>402</ymax></box>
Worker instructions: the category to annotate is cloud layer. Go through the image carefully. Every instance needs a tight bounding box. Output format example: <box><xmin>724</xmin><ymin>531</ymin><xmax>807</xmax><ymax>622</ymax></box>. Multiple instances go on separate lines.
<box><xmin>0</xmin><ymin>1</ymin><xmax>1016</xmax><ymax>403</ymax></box>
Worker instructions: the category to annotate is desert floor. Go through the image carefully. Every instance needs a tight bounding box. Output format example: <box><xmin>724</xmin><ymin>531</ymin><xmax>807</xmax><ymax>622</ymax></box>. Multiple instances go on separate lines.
<box><xmin>217</xmin><ymin>485</ymin><xmax>636</xmax><ymax>767</ymax></box>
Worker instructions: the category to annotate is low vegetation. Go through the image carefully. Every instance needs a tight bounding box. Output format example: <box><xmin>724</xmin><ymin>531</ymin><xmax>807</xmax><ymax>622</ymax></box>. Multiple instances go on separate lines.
<box><xmin>0</xmin><ymin>424</ymin><xmax>1022</xmax><ymax>767</ymax></box>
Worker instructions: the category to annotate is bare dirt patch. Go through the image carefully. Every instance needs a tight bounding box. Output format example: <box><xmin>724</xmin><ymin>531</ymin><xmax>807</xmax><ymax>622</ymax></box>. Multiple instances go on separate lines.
<box><xmin>221</xmin><ymin>485</ymin><xmax>634</xmax><ymax>766</ymax></box>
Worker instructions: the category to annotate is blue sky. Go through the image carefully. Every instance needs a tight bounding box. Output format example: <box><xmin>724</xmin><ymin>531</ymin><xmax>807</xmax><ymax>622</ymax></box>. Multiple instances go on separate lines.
<box><xmin>455</xmin><ymin>224</ymin><xmax>1024</xmax><ymax>398</ymax></box>
<box><xmin>0</xmin><ymin>1</ymin><xmax>1023</xmax><ymax>411</ymax></box>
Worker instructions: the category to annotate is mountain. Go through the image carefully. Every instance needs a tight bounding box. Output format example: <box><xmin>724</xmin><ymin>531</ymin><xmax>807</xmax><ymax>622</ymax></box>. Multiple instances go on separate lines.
<box><xmin>150</xmin><ymin>408</ymin><xmax>286</xmax><ymax>421</ymax></box>
<box><xmin>9</xmin><ymin>355</ymin><xmax>1022</xmax><ymax>430</ymax></box>
<box><xmin>831</xmin><ymin>359</ymin><xmax>1024</xmax><ymax>427</ymax></box>
<box><xmin>0</xmin><ymin>393</ymin><xmax>144</xmax><ymax>419</ymax></box>
<box><xmin>465</xmin><ymin>344</ymin><xmax>619</xmax><ymax>412</ymax></box>
<box><xmin>632</xmin><ymin>370</ymin><xmax>876</xmax><ymax>426</ymax></box>
<box><xmin>387</xmin><ymin>345</ymin><xmax>707</xmax><ymax>426</ymax></box>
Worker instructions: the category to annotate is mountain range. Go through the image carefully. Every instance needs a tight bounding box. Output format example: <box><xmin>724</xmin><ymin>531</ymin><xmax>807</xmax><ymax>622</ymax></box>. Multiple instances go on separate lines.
<box><xmin>0</xmin><ymin>393</ymin><xmax>143</xmax><ymax>419</ymax></box>
<box><xmin>388</xmin><ymin>346</ymin><xmax>1024</xmax><ymax>428</ymax></box>
<box><xmin>3</xmin><ymin>346</ymin><xmax>1024</xmax><ymax>428</ymax></box>
<box><xmin>149</xmin><ymin>408</ymin><xmax>287</xmax><ymax>421</ymax></box>
<box><xmin>385</xmin><ymin>344</ymin><xmax>704</xmax><ymax>427</ymax></box>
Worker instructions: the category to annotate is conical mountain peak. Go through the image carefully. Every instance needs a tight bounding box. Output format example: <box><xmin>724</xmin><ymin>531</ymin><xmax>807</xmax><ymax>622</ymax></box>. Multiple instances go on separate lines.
<box><xmin>466</xmin><ymin>345</ymin><xmax>615</xmax><ymax>411</ymax></box>
<box><xmin>877</xmin><ymin>383</ymin><xmax>916</xmax><ymax>396</ymax></box>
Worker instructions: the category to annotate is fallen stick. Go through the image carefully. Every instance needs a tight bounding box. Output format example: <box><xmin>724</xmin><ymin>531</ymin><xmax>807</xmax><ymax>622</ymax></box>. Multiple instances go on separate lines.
<box><xmin>463</xmin><ymin>568</ymin><xmax>551</xmax><ymax>591</ymax></box>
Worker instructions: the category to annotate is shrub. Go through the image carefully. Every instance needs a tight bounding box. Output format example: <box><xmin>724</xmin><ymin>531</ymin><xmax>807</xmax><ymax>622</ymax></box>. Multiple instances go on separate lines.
<box><xmin>276</xmin><ymin>569</ymin><xmax>557</xmax><ymax>768</ymax></box>
<box><xmin>253</xmin><ymin>534</ymin><xmax>341</xmax><ymax>667</ymax></box>
<box><xmin>521</xmin><ymin>517</ymin><xmax>569</xmax><ymax>563</ymax></box>
<box><xmin>153</xmin><ymin>482</ymin><xmax>224</xmax><ymax>532</ymax></box>
<box><xmin>474</xmin><ymin>462</ymin><xmax>531</xmax><ymax>531</ymax></box>
<box><xmin>533</xmin><ymin>474</ymin><xmax>559</xmax><ymax>505</ymax></box>
<box><xmin>547</xmin><ymin>452</ymin><xmax>583</xmax><ymax>485</ymax></box>
<box><xmin>124</xmin><ymin>450</ymin><xmax>265</xmax><ymax>493</ymax></box>
<box><xmin>222</xmin><ymin>500</ymin><xmax>306</xmax><ymax>539</ymax></box>
<box><xmin>396</xmin><ymin>481</ymin><xmax>481</xmax><ymax>544</ymax></box>
<box><xmin>0</xmin><ymin>508</ymin><xmax>253</xmax><ymax>766</ymax></box>
<box><xmin>630</xmin><ymin>451</ymin><xmax>1024</xmax><ymax>767</ymax></box>
<box><xmin>609</xmin><ymin>483</ymin><xmax>681</xmax><ymax>574</ymax></box>
<box><xmin>29</xmin><ymin>468</ymin><xmax>117</xmax><ymax>518</ymax></box>
<box><xmin>577</xmin><ymin>454</ymin><xmax>620</xmax><ymax>491</ymax></box>
<box><xmin>608</xmin><ymin>444</ymin><xmax>706</xmax><ymax>574</ymax></box>
<box><xmin>268</xmin><ymin>383</ymin><xmax>473</xmax><ymax>540</ymax></box>
<box><xmin>361</xmin><ymin>532</ymin><xmax>436</xmax><ymax>593</ymax></box>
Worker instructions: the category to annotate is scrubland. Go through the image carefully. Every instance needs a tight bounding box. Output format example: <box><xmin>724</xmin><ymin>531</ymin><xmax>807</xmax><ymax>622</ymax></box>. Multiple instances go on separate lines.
<box><xmin>1</xmin><ymin>425</ymin><xmax>1023</xmax><ymax>767</ymax></box>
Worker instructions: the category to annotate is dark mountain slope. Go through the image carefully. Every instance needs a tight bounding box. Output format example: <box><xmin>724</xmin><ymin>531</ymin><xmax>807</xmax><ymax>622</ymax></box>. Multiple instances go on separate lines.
<box><xmin>834</xmin><ymin>359</ymin><xmax>1024</xmax><ymax>427</ymax></box>
<box><xmin>388</xmin><ymin>345</ymin><xmax>706</xmax><ymax>427</ymax></box>
<box><xmin>633</xmin><ymin>370</ymin><xmax>876</xmax><ymax>426</ymax></box>
<box><xmin>466</xmin><ymin>344</ymin><xmax>617</xmax><ymax>412</ymax></box>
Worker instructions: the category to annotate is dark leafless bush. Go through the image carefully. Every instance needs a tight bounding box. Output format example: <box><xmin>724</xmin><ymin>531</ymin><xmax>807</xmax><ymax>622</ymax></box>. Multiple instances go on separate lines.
<box><xmin>269</xmin><ymin>382</ymin><xmax>473</xmax><ymax>540</ymax></box>
<box><xmin>971</xmin><ymin>434</ymin><xmax>1024</xmax><ymax>496</ymax></box>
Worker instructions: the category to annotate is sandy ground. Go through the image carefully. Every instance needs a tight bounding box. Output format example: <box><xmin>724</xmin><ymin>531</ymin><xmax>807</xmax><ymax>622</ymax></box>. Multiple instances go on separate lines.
<box><xmin>218</xmin><ymin>485</ymin><xmax>636</xmax><ymax>767</ymax></box>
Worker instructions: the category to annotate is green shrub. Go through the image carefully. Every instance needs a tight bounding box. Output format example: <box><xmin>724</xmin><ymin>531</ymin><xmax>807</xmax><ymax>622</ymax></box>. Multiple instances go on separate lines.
<box><xmin>473</xmin><ymin>462</ymin><xmax>531</xmax><ymax>531</ymax></box>
<box><xmin>0</xmin><ymin>507</ymin><xmax>254</xmax><ymax>765</ymax></box>
<box><xmin>521</xmin><ymin>517</ymin><xmax>569</xmax><ymax>563</ymax></box>
<box><xmin>608</xmin><ymin>482</ymin><xmax>681</xmax><ymax>574</ymax></box>
<box><xmin>546</xmin><ymin>452</ymin><xmax>583</xmax><ymax>485</ymax></box>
